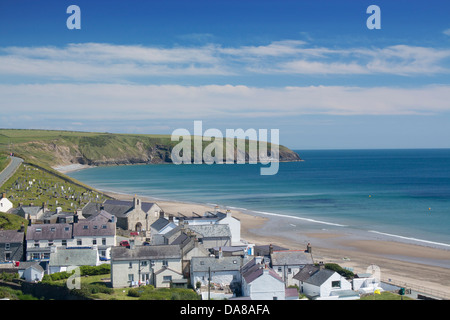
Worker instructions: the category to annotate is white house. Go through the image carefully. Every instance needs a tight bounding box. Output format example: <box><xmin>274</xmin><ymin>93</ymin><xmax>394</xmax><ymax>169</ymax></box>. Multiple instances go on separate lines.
<box><xmin>17</xmin><ymin>261</ymin><xmax>45</xmax><ymax>282</ymax></box>
<box><xmin>270</xmin><ymin>249</ymin><xmax>314</xmax><ymax>287</ymax></box>
<box><xmin>25</xmin><ymin>224</ymin><xmax>75</xmax><ymax>261</ymax></box>
<box><xmin>297</xmin><ymin>268</ymin><xmax>359</xmax><ymax>300</ymax></box>
<box><xmin>150</xmin><ymin>216</ymin><xmax>177</xmax><ymax>245</ymax></box>
<box><xmin>0</xmin><ymin>193</ymin><xmax>13</xmax><ymax>213</ymax></box>
<box><xmin>110</xmin><ymin>244</ymin><xmax>184</xmax><ymax>288</ymax></box>
<box><xmin>72</xmin><ymin>212</ymin><xmax>116</xmax><ymax>261</ymax></box>
<box><xmin>48</xmin><ymin>246</ymin><xmax>100</xmax><ymax>274</ymax></box>
<box><xmin>175</xmin><ymin>209</ymin><xmax>242</xmax><ymax>245</ymax></box>
<box><xmin>241</xmin><ymin>257</ymin><xmax>288</xmax><ymax>300</ymax></box>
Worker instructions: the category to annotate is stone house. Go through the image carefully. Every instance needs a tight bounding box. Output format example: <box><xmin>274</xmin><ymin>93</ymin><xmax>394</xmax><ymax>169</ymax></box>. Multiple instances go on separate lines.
<box><xmin>0</xmin><ymin>229</ymin><xmax>25</xmax><ymax>262</ymax></box>
<box><xmin>110</xmin><ymin>244</ymin><xmax>184</xmax><ymax>288</ymax></box>
<box><xmin>270</xmin><ymin>249</ymin><xmax>314</xmax><ymax>287</ymax></box>
<box><xmin>82</xmin><ymin>197</ymin><xmax>162</xmax><ymax>235</ymax></box>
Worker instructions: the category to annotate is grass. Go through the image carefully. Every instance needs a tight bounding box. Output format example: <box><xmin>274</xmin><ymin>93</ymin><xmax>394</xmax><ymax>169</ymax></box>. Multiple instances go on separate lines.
<box><xmin>0</xmin><ymin>155</ymin><xmax>11</xmax><ymax>173</ymax></box>
<box><xmin>360</xmin><ymin>291</ymin><xmax>414</xmax><ymax>300</ymax></box>
<box><xmin>0</xmin><ymin>212</ymin><xmax>28</xmax><ymax>230</ymax></box>
<box><xmin>0</xmin><ymin>162</ymin><xmax>107</xmax><ymax>212</ymax></box>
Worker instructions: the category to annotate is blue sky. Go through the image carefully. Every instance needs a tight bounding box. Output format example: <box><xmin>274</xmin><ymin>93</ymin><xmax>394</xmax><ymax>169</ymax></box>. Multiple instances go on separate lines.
<box><xmin>0</xmin><ymin>0</ymin><xmax>450</xmax><ymax>149</ymax></box>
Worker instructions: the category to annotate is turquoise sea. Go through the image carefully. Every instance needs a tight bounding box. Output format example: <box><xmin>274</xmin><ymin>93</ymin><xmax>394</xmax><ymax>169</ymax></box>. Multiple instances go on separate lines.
<box><xmin>68</xmin><ymin>149</ymin><xmax>450</xmax><ymax>247</ymax></box>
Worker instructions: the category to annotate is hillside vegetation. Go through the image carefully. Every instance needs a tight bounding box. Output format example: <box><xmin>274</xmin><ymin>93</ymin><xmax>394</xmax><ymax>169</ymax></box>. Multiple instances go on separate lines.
<box><xmin>0</xmin><ymin>129</ymin><xmax>301</xmax><ymax>168</ymax></box>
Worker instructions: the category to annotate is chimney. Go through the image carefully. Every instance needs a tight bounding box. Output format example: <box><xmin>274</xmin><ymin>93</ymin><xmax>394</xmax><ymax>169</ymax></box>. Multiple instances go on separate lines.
<box><xmin>306</xmin><ymin>242</ymin><xmax>312</xmax><ymax>254</ymax></box>
<box><xmin>19</xmin><ymin>222</ymin><xmax>25</xmax><ymax>232</ymax></box>
<box><xmin>318</xmin><ymin>261</ymin><xmax>325</xmax><ymax>270</ymax></box>
<box><xmin>168</xmin><ymin>214</ymin><xmax>174</xmax><ymax>222</ymax></box>
<box><xmin>159</xmin><ymin>211</ymin><xmax>165</xmax><ymax>219</ymax></box>
<box><xmin>217</xmin><ymin>247</ymin><xmax>223</xmax><ymax>259</ymax></box>
<box><xmin>269</xmin><ymin>244</ymin><xmax>273</xmax><ymax>255</ymax></box>
<box><xmin>1</xmin><ymin>193</ymin><xmax>5</xmax><ymax>199</ymax></box>
<box><xmin>226</xmin><ymin>209</ymin><xmax>231</xmax><ymax>218</ymax></box>
<box><xmin>73</xmin><ymin>212</ymin><xmax>79</xmax><ymax>223</ymax></box>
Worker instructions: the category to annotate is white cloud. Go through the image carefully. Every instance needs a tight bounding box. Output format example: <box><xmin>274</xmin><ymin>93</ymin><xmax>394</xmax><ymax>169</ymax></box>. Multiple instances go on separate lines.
<box><xmin>0</xmin><ymin>41</ymin><xmax>449</xmax><ymax>82</ymax></box>
<box><xmin>443</xmin><ymin>29</ymin><xmax>450</xmax><ymax>36</ymax></box>
<box><xmin>1</xmin><ymin>84</ymin><xmax>449</xmax><ymax>125</ymax></box>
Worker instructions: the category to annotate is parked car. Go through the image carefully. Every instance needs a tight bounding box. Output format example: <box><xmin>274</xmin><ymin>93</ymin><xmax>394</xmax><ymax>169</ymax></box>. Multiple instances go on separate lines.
<box><xmin>120</xmin><ymin>240</ymin><xmax>130</xmax><ymax>247</ymax></box>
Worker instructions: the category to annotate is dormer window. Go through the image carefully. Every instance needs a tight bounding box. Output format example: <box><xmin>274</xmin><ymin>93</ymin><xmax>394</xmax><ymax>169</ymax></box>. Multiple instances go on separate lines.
<box><xmin>83</xmin><ymin>225</ymin><xmax>88</xmax><ymax>230</ymax></box>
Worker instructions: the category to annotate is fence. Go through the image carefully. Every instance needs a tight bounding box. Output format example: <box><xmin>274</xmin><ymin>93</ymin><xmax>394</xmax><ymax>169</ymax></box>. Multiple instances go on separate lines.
<box><xmin>381</xmin><ymin>277</ymin><xmax>450</xmax><ymax>300</ymax></box>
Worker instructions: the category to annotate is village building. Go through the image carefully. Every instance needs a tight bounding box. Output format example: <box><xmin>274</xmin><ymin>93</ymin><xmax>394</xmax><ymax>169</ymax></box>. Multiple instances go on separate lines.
<box><xmin>17</xmin><ymin>261</ymin><xmax>45</xmax><ymax>282</ymax></box>
<box><xmin>25</xmin><ymin>223</ymin><xmax>75</xmax><ymax>262</ymax></box>
<box><xmin>72</xmin><ymin>214</ymin><xmax>116</xmax><ymax>261</ymax></box>
<box><xmin>110</xmin><ymin>244</ymin><xmax>185</xmax><ymax>288</ymax></box>
<box><xmin>270</xmin><ymin>249</ymin><xmax>314</xmax><ymax>287</ymax></box>
<box><xmin>48</xmin><ymin>246</ymin><xmax>100</xmax><ymax>274</ymax></box>
<box><xmin>0</xmin><ymin>193</ymin><xmax>13</xmax><ymax>213</ymax></box>
<box><xmin>0</xmin><ymin>229</ymin><xmax>25</xmax><ymax>263</ymax></box>
<box><xmin>82</xmin><ymin>197</ymin><xmax>162</xmax><ymax>235</ymax></box>
<box><xmin>294</xmin><ymin>266</ymin><xmax>358</xmax><ymax>300</ymax></box>
<box><xmin>240</xmin><ymin>256</ymin><xmax>293</xmax><ymax>300</ymax></box>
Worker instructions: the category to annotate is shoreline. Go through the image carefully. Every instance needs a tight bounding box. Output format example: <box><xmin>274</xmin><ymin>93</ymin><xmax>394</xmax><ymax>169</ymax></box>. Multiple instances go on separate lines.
<box><xmin>55</xmin><ymin>164</ymin><xmax>450</xmax><ymax>297</ymax></box>
<box><xmin>103</xmin><ymin>189</ymin><xmax>450</xmax><ymax>297</ymax></box>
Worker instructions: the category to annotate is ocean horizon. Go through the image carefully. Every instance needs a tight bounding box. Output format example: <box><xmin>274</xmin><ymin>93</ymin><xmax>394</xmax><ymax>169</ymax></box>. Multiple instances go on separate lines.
<box><xmin>67</xmin><ymin>148</ymin><xmax>450</xmax><ymax>248</ymax></box>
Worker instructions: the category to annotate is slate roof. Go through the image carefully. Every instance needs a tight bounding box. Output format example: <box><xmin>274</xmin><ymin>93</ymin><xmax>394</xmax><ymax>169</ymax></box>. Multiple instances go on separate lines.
<box><xmin>111</xmin><ymin>244</ymin><xmax>181</xmax><ymax>261</ymax></box>
<box><xmin>187</xmin><ymin>224</ymin><xmax>231</xmax><ymax>238</ymax></box>
<box><xmin>151</xmin><ymin>217</ymin><xmax>171</xmax><ymax>232</ymax></box>
<box><xmin>270</xmin><ymin>250</ymin><xmax>313</xmax><ymax>266</ymax></box>
<box><xmin>293</xmin><ymin>265</ymin><xmax>320</xmax><ymax>282</ymax></box>
<box><xmin>26</xmin><ymin>224</ymin><xmax>72</xmax><ymax>241</ymax></box>
<box><xmin>241</xmin><ymin>258</ymin><xmax>283</xmax><ymax>284</ymax></box>
<box><xmin>17</xmin><ymin>261</ymin><xmax>45</xmax><ymax>273</ymax></box>
<box><xmin>19</xmin><ymin>206</ymin><xmax>43</xmax><ymax>217</ymax></box>
<box><xmin>303</xmin><ymin>269</ymin><xmax>336</xmax><ymax>286</ymax></box>
<box><xmin>191</xmin><ymin>256</ymin><xmax>248</xmax><ymax>273</ymax></box>
<box><xmin>73</xmin><ymin>220</ymin><xmax>115</xmax><ymax>237</ymax></box>
<box><xmin>49</xmin><ymin>247</ymin><xmax>98</xmax><ymax>267</ymax></box>
<box><xmin>86</xmin><ymin>209</ymin><xmax>114</xmax><ymax>222</ymax></box>
<box><xmin>0</xmin><ymin>230</ymin><xmax>24</xmax><ymax>243</ymax></box>
<box><xmin>82</xmin><ymin>199</ymin><xmax>158</xmax><ymax>218</ymax></box>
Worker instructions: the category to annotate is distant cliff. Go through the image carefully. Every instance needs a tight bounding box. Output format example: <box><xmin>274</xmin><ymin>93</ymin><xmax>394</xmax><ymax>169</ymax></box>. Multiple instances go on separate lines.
<box><xmin>0</xmin><ymin>129</ymin><xmax>301</xmax><ymax>168</ymax></box>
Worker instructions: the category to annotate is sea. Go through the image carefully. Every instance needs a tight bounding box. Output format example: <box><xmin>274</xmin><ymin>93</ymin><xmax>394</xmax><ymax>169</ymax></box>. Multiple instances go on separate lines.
<box><xmin>68</xmin><ymin>149</ymin><xmax>450</xmax><ymax>248</ymax></box>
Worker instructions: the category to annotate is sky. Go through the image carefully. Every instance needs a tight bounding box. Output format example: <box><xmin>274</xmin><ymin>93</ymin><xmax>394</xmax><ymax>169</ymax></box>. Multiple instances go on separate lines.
<box><xmin>0</xmin><ymin>0</ymin><xmax>449</xmax><ymax>149</ymax></box>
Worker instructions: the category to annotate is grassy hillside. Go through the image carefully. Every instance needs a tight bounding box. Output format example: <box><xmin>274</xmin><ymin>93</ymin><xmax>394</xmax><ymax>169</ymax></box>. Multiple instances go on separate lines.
<box><xmin>0</xmin><ymin>128</ymin><xmax>301</xmax><ymax>168</ymax></box>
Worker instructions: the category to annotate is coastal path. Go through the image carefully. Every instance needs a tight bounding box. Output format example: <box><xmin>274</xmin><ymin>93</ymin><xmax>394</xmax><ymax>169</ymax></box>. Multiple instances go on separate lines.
<box><xmin>0</xmin><ymin>156</ymin><xmax>23</xmax><ymax>188</ymax></box>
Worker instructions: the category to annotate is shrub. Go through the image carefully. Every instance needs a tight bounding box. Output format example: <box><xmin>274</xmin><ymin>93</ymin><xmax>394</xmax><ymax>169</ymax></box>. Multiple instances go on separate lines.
<box><xmin>324</xmin><ymin>263</ymin><xmax>354</xmax><ymax>279</ymax></box>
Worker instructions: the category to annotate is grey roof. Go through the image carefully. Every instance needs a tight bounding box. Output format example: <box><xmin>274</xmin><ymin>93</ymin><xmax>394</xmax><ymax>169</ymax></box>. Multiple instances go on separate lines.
<box><xmin>187</xmin><ymin>224</ymin><xmax>231</xmax><ymax>238</ymax></box>
<box><xmin>26</xmin><ymin>224</ymin><xmax>72</xmax><ymax>241</ymax></box>
<box><xmin>19</xmin><ymin>206</ymin><xmax>43</xmax><ymax>217</ymax></box>
<box><xmin>49</xmin><ymin>247</ymin><xmax>98</xmax><ymax>267</ymax></box>
<box><xmin>82</xmin><ymin>199</ymin><xmax>158</xmax><ymax>218</ymax></box>
<box><xmin>111</xmin><ymin>244</ymin><xmax>181</xmax><ymax>261</ymax></box>
<box><xmin>151</xmin><ymin>217</ymin><xmax>170</xmax><ymax>232</ymax></box>
<box><xmin>73</xmin><ymin>219</ymin><xmax>115</xmax><ymax>237</ymax></box>
<box><xmin>293</xmin><ymin>265</ymin><xmax>320</xmax><ymax>282</ymax></box>
<box><xmin>241</xmin><ymin>259</ymin><xmax>283</xmax><ymax>284</ymax></box>
<box><xmin>84</xmin><ymin>209</ymin><xmax>112</xmax><ymax>221</ymax></box>
<box><xmin>0</xmin><ymin>230</ymin><xmax>24</xmax><ymax>243</ymax></box>
<box><xmin>253</xmin><ymin>244</ymin><xmax>289</xmax><ymax>256</ymax></box>
<box><xmin>17</xmin><ymin>261</ymin><xmax>44</xmax><ymax>273</ymax></box>
<box><xmin>304</xmin><ymin>269</ymin><xmax>336</xmax><ymax>286</ymax></box>
<box><xmin>270</xmin><ymin>250</ymin><xmax>313</xmax><ymax>266</ymax></box>
<box><xmin>191</xmin><ymin>256</ymin><xmax>248</xmax><ymax>273</ymax></box>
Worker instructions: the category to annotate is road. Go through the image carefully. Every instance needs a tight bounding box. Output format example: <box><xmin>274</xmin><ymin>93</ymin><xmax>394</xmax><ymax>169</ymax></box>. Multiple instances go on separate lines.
<box><xmin>0</xmin><ymin>156</ymin><xmax>23</xmax><ymax>187</ymax></box>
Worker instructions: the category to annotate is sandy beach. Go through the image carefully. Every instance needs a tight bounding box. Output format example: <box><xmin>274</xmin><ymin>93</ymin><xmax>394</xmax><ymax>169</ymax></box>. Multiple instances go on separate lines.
<box><xmin>103</xmin><ymin>190</ymin><xmax>450</xmax><ymax>299</ymax></box>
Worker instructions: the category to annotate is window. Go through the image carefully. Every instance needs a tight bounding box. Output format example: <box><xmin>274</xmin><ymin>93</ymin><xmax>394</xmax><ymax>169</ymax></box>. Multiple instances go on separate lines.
<box><xmin>5</xmin><ymin>252</ymin><xmax>11</xmax><ymax>260</ymax></box>
<box><xmin>278</xmin><ymin>267</ymin><xmax>282</xmax><ymax>272</ymax></box>
<box><xmin>34</xmin><ymin>240</ymin><xmax>39</xmax><ymax>248</ymax></box>
<box><xmin>129</xmin><ymin>262</ymin><xmax>133</xmax><ymax>269</ymax></box>
<box><xmin>102</xmin><ymin>225</ymin><xmax>107</xmax><ymax>229</ymax></box>
<box><xmin>64</xmin><ymin>227</ymin><xmax>69</xmax><ymax>232</ymax></box>
<box><xmin>36</xmin><ymin>228</ymin><xmax>42</xmax><ymax>232</ymax></box>
<box><xmin>93</xmin><ymin>225</ymin><xmax>98</xmax><ymax>230</ymax></box>
<box><xmin>92</xmin><ymin>239</ymin><xmax>97</xmax><ymax>245</ymax></box>
<box><xmin>100</xmin><ymin>250</ymin><xmax>106</xmax><ymax>257</ymax></box>
<box><xmin>50</xmin><ymin>227</ymin><xmax>56</xmax><ymax>232</ymax></box>
<box><xmin>163</xmin><ymin>276</ymin><xmax>172</xmax><ymax>282</ymax></box>
<box><xmin>48</xmin><ymin>241</ymin><xmax>54</xmax><ymax>246</ymax></box>
<box><xmin>288</xmin><ymin>268</ymin><xmax>292</xmax><ymax>274</ymax></box>
<box><xmin>77</xmin><ymin>239</ymin><xmax>82</xmax><ymax>246</ymax></box>
<box><xmin>102</xmin><ymin>238</ymin><xmax>106</xmax><ymax>245</ymax></box>
<box><xmin>128</xmin><ymin>274</ymin><xmax>134</xmax><ymax>282</ymax></box>
<box><xmin>162</xmin><ymin>260</ymin><xmax>168</xmax><ymax>267</ymax></box>
<box><xmin>141</xmin><ymin>261</ymin><xmax>148</xmax><ymax>266</ymax></box>
<box><xmin>5</xmin><ymin>243</ymin><xmax>10</xmax><ymax>250</ymax></box>
<box><xmin>62</xmin><ymin>240</ymin><xmax>67</xmax><ymax>246</ymax></box>
<box><xmin>83</xmin><ymin>225</ymin><xmax>88</xmax><ymax>230</ymax></box>
<box><xmin>332</xmin><ymin>281</ymin><xmax>341</xmax><ymax>288</ymax></box>
<box><xmin>32</xmin><ymin>253</ymin><xmax>40</xmax><ymax>260</ymax></box>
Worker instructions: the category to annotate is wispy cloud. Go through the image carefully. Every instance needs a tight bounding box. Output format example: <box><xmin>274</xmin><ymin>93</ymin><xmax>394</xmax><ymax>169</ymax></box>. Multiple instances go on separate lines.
<box><xmin>1</xmin><ymin>84</ymin><xmax>449</xmax><ymax>123</ymax></box>
<box><xmin>1</xmin><ymin>41</ymin><xmax>449</xmax><ymax>82</ymax></box>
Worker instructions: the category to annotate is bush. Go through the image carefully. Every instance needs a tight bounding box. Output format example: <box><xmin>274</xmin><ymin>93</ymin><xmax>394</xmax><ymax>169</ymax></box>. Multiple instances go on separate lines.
<box><xmin>80</xmin><ymin>264</ymin><xmax>111</xmax><ymax>276</ymax></box>
<box><xmin>324</xmin><ymin>263</ymin><xmax>354</xmax><ymax>279</ymax></box>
